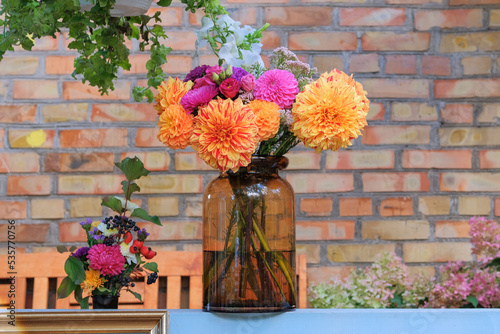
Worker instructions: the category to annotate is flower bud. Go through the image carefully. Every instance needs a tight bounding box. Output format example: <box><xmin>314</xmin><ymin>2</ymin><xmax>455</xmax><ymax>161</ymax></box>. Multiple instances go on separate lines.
<box><xmin>225</xmin><ymin>65</ymin><xmax>233</xmax><ymax>77</ymax></box>
<box><xmin>212</xmin><ymin>73</ymin><xmax>220</xmax><ymax>83</ymax></box>
<box><xmin>219</xmin><ymin>71</ymin><xmax>226</xmax><ymax>80</ymax></box>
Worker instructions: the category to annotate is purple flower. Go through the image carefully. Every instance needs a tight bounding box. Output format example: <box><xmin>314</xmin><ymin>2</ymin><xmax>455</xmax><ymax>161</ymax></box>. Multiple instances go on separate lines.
<box><xmin>180</xmin><ymin>85</ymin><xmax>219</xmax><ymax>113</ymax></box>
<box><xmin>72</xmin><ymin>247</ymin><xmax>90</xmax><ymax>260</ymax></box>
<box><xmin>80</xmin><ymin>218</ymin><xmax>92</xmax><ymax>227</ymax></box>
<box><xmin>230</xmin><ymin>67</ymin><xmax>249</xmax><ymax>82</ymax></box>
<box><xmin>184</xmin><ymin>65</ymin><xmax>210</xmax><ymax>83</ymax></box>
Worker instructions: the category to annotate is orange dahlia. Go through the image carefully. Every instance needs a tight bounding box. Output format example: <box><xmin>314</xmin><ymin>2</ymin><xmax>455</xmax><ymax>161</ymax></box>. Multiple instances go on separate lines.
<box><xmin>154</xmin><ymin>77</ymin><xmax>194</xmax><ymax>115</ymax></box>
<box><xmin>247</xmin><ymin>100</ymin><xmax>281</xmax><ymax>141</ymax></box>
<box><xmin>191</xmin><ymin>98</ymin><xmax>258</xmax><ymax>172</ymax></box>
<box><xmin>291</xmin><ymin>70</ymin><xmax>369</xmax><ymax>153</ymax></box>
<box><xmin>157</xmin><ymin>104</ymin><xmax>194</xmax><ymax>149</ymax></box>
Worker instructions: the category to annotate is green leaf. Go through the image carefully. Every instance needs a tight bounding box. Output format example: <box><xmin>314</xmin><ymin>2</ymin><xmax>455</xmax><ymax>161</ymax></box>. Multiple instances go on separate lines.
<box><xmin>157</xmin><ymin>0</ymin><xmax>172</xmax><ymax>6</ymax></box>
<box><xmin>64</xmin><ymin>256</ymin><xmax>86</xmax><ymax>285</ymax></box>
<box><xmin>115</xmin><ymin>157</ymin><xmax>150</xmax><ymax>182</ymax></box>
<box><xmin>57</xmin><ymin>276</ymin><xmax>77</xmax><ymax>299</ymax></box>
<box><xmin>121</xmin><ymin>181</ymin><xmax>141</xmax><ymax>200</ymax></box>
<box><xmin>143</xmin><ymin>262</ymin><xmax>159</xmax><ymax>273</ymax></box>
<box><xmin>69</xmin><ymin>246</ymin><xmax>78</xmax><ymax>252</ymax></box>
<box><xmin>466</xmin><ymin>296</ymin><xmax>479</xmax><ymax>308</ymax></box>
<box><xmin>486</xmin><ymin>257</ymin><xmax>500</xmax><ymax>270</ymax></box>
<box><xmin>130</xmin><ymin>208</ymin><xmax>162</xmax><ymax>226</ymax></box>
<box><xmin>128</xmin><ymin>289</ymin><xmax>143</xmax><ymax>302</ymax></box>
<box><xmin>98</xmin><ymin>286</ymin><xmax>112</xmax><ymax>293</ymax></box>
<box><xmin>57</xmin><ymin>245</ymin><xmax>68</xmax><ymax>253</ymax></box>
<box><xmin>74</xmin><ymin>286</ymin><xmax>89</xmax><ymax>309</ymax></box>
<box><xmin>101</xmin><ymin>196</ymin><xmax>123</xmax><ymax>213</ymax></box>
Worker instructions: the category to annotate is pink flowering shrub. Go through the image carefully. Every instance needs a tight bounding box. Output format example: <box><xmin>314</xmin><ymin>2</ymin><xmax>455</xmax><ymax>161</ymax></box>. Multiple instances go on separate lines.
<box><xmin>309</xmin><ymin>217</ymin><xmax>500</xmax><ymax>309</ymax></box>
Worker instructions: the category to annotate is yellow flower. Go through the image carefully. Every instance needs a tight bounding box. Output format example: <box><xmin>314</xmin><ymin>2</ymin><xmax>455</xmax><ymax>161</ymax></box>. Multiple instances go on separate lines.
<box><xmin>190</xmin><ymin>98</ymin><xmax>258</xmax><ymax>172</ymax></box>
<box><xmin>154</xmin><ymin>77</ymin><xmax>194</xmax><ymax>115</ymax></box>
<box><xmin>247</xmin><ymin>100</ymin><xmax>281</xmax><ymax>141</ymax></box>
<box><xmin>291</xmin><ymin>70</ymin><xmax>369</xmax><ymax>153</ymax></box>
<box><xmin>80</xmin><ymin>268</ymin><xmax>104</xmax><ymax>294</ymax></box>
<box><xmin>90</xmin><ymin>221</ymin><xmax>101</xmax><ymax>230</ymax></box>
<box><xmin>157</xmin><ymin>104</ymin><xmax>194</xmax><ymax>149</ymax></box>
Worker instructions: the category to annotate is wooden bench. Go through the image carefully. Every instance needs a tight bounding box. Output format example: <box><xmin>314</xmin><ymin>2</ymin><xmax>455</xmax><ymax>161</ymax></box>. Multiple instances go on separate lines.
<box><xmin>0</xmin><ymin>251</ymin><xmax>307</xmax><ymax>309</ymax></box>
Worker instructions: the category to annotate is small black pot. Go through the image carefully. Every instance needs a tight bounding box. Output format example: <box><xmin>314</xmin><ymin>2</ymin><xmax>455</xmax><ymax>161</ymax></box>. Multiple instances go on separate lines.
<box><xmin>92</xmin><ymin>295</ymin><xmax>119</xmax><ymax>309</ymax></box>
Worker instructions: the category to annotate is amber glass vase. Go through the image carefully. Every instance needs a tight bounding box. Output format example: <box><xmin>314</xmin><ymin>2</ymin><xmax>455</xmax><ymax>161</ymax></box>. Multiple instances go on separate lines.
<box><xmin>202</xmin><ymin>155</ymin><xmax>296</xmax><ymax>312</ymax></box>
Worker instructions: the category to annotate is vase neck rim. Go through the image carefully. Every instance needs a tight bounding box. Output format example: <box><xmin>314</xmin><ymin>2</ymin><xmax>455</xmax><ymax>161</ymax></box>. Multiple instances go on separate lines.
<box><xmin>226</xmin><ymin>155</ymin><xmax>288</xmax><ymax>176</ymax></box>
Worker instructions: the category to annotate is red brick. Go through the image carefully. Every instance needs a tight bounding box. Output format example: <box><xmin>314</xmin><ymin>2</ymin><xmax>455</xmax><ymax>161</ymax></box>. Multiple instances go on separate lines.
<box><xmin>8</xmin><ymin>129</ymin><xmax>55</xmax><ymax>148</ymax></box>
<box><xmin>0</xmin><ymin>57</ymin><xmax>38</xmax><ymax>75</ymax></box>
<box><xmin>12</xmin><ymin>80</ymin><xmax>59</xmax><ymax>99</ymax></box>
<box><xmin>42</xmin><ymin>103</ymin><xmax>88</xmax><ymax>122</ymax></box>
<box><xmin>287</xmin><ymin>173</ymin><xmax>354</xmax><ymax>193</ymax></box>
<box><xmin>419</xmin><ymin>196</ymin><xmax>451</xmax><ymax>215</ymax></box>
<box><xmin>340</xmin><ymin>8</ymin><xmax>405</xmax><ymax>26</ymax></box>
<box><xmin>422</xmin><ymin>56</ymin><xmax>451</xmax><ymax>76</ymax></box>
<box><xmin>402</xmin><ymin>150</ymin><xmax>472</xmax><ymax>169</ymax></box>
<box><xmin>362</xmin><ymin>125</ymin><xmax>430</xmax><ymax>145</ymax></box>
<box><xmin>0</xmin><ymin>152</ymin><xmax>40</xmax><ymax>173</ymax></box>
<box><xmin>380</xmin><ymin>197</ymin><xmax>413</xmax><ymax>216</ymax></box>
<box><xmin>313</xmin><ymin>55</ymin><xmax>344</xmax><ymax>73</ymax></box>
<box><xmin>450</xmin><ymin>0</ymin><xmax>499</xmax><ymax>4</ymax></box>
<box><xmin>59</xmin><ymin>222</ymin><xmax>87</xmax><ymax>243</ymax></box>
<box><xmin>0</xmin><ymin>224</ymin><xmax>49</xmax><ymax>242</ymax></box>
<box><xmin>60</xmin><ymin>129</ymin><xmax>127</xmax><ymax>148</ymax></box>
<box><xmin>0</xmin><ymin>201</ymin><xmax>27</xmax><ymax>219</ymax></box>
<box><xmin>300</xmin><ymin>198</ymin><xmax>333</xmax><ymax>216</ymax></box>
<box><xmin>0</xmin><ymin>129</ymin><xmax>3</xmax><ymax>149</ymax></box>
<box><xmin>265</xmin><ymin>7</ymin><xmax>332</xmax><ymax>26</ymax></box>
<box><xmin>479</xmin><ymin>150</ymin><xmax>500</xmax><ymax>169</ymax></box>
<box><xmin>349</xmin><ymin>54</ymin><xmax>380</xmax><ymax>73</ymax></box>
<box><xmin>386</xmin><ymin>0</ymin><xmax>443</xmax><ymax>3</ymax></box>
<box><xmin>297</xmin><ymin>220</ymin><xmax>355</xmax><ymax>240</ymax></box>
<box><xmin>289</xmin><ymin>32</ymin><xmax>357</xmax><ymax>51</ymax></box>
<box><xmin>440</xmin><ymin>32</ymin><xmax>500</xmax><ymax>52</ymax></box>
<box><xmin>391</xmin><ymin>103</ymin><xmax>437</xmax><ymax>121</ymax></box>
<box><xmin>495</xmin><ymin>198</ymin><xmax>500</xmax><ymax>216</ymax></box>
<box><xmin>44</xmin><ymin>152</ymin><xmax>114</xmax><ymax>172</ymax></box>
<box><xmin>326</xmin><ymin>150</ymin><xmax>394</xmax><ymax>170</ymax></box>
<box><xmin>435</xmin><ymin>220</ymin><xmax>470</xmax><ymax>238</ymax></box>
<box><xmin>362</xmin><ymin>32</ymin><xmax>430</xmax><ymax>51</ymax></box>
<box><xmin>174</xmin><ymin>152</ymin><xmax>214</xmax><ymax>171</ymax></box>
<box><xmin>63</xmin><ymin>81</ymin><xmax>130</xmax><ymax>100</ymax></box>
<box><xmin>359</xmin><ymin>79</ymin><xmax>430</xmax><ymax>98</ymax></box>
<box><xmin>297</xmin><ymin>245</ymin><xmax>320</xmax><ymax>264</ymax></box>
<box><xmin>478</xmin><ymin>104</ymin><xmax>500</xmax><ymax>123</ymax></box>
<box><xmin>190</xmin><ymin>8</ymin><xmax>257</xmax><ymax>26</ymax></box>
<box><xmin>125</xmin><ymin>55</ymin><xmax>192</xmax><ymax>75</ymax></box>
<box><xmin>164</xmin><ymin>31</ymin><xmax>197</xmax><ymax>51</ymax></box>
<box><xmin>385</xmin><ymin>55</ymin><xmax>417</xmax><ymax>75</ymax></box>
<box><xmin>91</xmin><ymin>103</ymin><xmax>156</xmax><ymax>122</ymax></box>
<box><xmin>435</xmin><ymin>79</ymin><xmax>500</xmax><ymax>99</ymax></box>
<box><xmin>366</xmin><ymin>103</ymin><xmax>385</xmax><ymax>120</ymax></box>
<box><xmin>120</xmin><ymin>152</ymin><xmax>170</xmax><ymax>171</ymax></box>
<box><xmin>308</xmin><ymin>266</ymin><xmax>354</xmax><ymax>285</ymax></box>
<box><xmin>146</xmin><ymin>7</ymin><xmax>183</xmax><ymax>26</ymax></box>
<box><xmin>135</xmin><ymin>128</ymin><xmax>163</xmax><ymax>147</ymax></box>
<box><xmin>362</xmin><ymin>173</ymin><xmax>430</xmax><ymax>192</ymax></box>
<box><xmin>58</xmin><ymin>175</ymin><xmax>124</xmax><ymax>195</ymax></box>
<box><xmin>0</xmin><ymin>104</ymin><xmax>36</xmax><ymax>123</ymax></box>
<box><xmin>261</xmin><ymin>31</ymin><xmax>282</xmax><ymax>50</ymax></box>
<box><xmin>441</xmin><ymin>104</ymin><xmax>473</xmax><ymax>124</ymax></box>
<box><xmin>0</xmin><ymin>81</ymin><xmax>7</xmax><ymax>98</ymax></box>
<box><xmin>287</xmin><ymin>151</ymin><xmax>321</xmax><ymax>170</ymax></box>
<box><xmin>228</xmin><ymin>0</ymin><xmax>288</xmax><ymax>3</ymax></box>
<box><xmin>339</xmin><ymin>198</ymin><xmax>372</xmax><ymax>216</ymax></box>
<box><xmin>138</xmin><ymin>221</ymin><xmax>202</xmax><ymax>240</ymax></box>
<box><xmin>415</xmin><ymin>9</ymin><xmax>483</xmax><ymax>30</ymax></box>
<box><xmin>7</xmin><ymin>175</ymin><xmax>51</xmax><ymax>195</ymax></box>
<box><xmin>440</xmin><ymin>172</ymin><xmax>500</xmax><ymax>192</ymax></box>
<box><xmin>136</xmin><ymin>174</ymin><xmax>202</xmax><ymax>194</ymax></box>
<box><xmin>45</xmin><ymin>56</ymin><xmax>75</xmax><ymax>75</ymax></box>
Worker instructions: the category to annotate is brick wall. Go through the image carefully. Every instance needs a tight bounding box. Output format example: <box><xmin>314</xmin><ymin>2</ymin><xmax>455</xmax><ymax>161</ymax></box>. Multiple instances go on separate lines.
<box><xmin>1</xmin><ymin>0</ymin><xmax>500</xmax><ymax>285</ymax></box>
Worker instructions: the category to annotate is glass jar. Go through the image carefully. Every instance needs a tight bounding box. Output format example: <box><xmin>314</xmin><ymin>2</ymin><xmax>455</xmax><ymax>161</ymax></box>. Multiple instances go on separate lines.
<box><xmin>202</xmin><ymin>155</ymin><xmax>296</xmax><ymax>312</ymax></box>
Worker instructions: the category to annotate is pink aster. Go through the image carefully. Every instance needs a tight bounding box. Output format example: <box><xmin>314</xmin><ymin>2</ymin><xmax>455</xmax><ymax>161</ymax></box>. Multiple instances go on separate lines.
<box><xmin>181</xmin><ymin>85</ymin><xmax>219</xmax><ymax>113</ymax></box>
<box><xmin>253</xmin><ymin>69</ymin><xmax>299</xmax><ymax>109</ymax></box>
<box><xmin>87</xmin><ymin>244</ymin><xmax>125</xmax><ymax>277</ymax></box>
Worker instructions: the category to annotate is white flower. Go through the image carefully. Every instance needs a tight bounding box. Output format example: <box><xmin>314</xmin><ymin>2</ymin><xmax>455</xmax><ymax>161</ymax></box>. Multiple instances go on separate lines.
<box><xmin>194</xmin><ymin>16</ymin><xmax>214</xmax><ymax>48</ymax></box>
<box><xmin>97</xmin><ymin>222</ymin><xmax>118</xmax><ymax>237</ymax></box>
<box><xmin>120</xmin><ymin>241</ymin><xmax>137</xmax><ymax>265</ymax></box>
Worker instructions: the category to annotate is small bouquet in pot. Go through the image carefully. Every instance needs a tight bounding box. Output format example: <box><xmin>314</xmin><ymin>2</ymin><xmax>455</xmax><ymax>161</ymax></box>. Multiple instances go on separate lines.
<box><xmin>57</xmin><ymin>157</ymin><xmax>162</xmax><ymax>309</ymax></box>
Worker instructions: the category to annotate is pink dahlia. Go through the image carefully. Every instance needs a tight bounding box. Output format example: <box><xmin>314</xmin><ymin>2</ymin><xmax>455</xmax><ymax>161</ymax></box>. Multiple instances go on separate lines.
<box><xmin>253</xmin><ymin>69</ymin><xmax>299</xmax><ymax>109</ymax></box>
<box><xmin>87</xmin><ymin>244</ymin><xmax>125</xmax><ymax>277</ymax></box>
<box><xmin>181</xmin><ymin>85</ymin><xmax>219</xmax><ymax>113</ymax></box>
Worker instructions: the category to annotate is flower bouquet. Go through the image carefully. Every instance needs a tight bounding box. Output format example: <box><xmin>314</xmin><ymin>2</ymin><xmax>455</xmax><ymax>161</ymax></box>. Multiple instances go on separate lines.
<box><xmin>56</xmin><ymin>157</ymin><xmax>162</xmax><ymax>309</ymax></box>
<box><xmin>153</xmin><ymin>8</ymin><xmax>369</xmax><ymax>311</ymax></box>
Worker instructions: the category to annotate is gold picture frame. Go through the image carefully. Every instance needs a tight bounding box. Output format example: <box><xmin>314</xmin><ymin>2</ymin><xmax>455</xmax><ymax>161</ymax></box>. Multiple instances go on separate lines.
<box><xmin>0</xmin><ymin>310</ymin><xmax>168</xmax><ymax>334</ymax></box>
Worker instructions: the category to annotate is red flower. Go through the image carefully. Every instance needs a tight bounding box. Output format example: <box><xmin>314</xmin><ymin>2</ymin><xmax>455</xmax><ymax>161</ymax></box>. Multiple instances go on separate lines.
<box><xmin>219</xmin><ymin>78</ymin><xmax>241</xmax><ymax>99</ymax></box>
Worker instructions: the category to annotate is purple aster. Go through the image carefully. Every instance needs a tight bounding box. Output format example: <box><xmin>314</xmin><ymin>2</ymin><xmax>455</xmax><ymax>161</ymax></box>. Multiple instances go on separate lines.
<box><xmin>230</xmin><ymin>67</ymin><xmax>249</xmax><ymax>82</ymax></box>
<box><xmin>80</xmin><ymin>218</ymin><xmax>92</xmax><ymax>227</ymax></box>
<box><xmin>72</xmin><ymin>247</ymin><xmax>90</xmax><ymax>260</ymax></box>
<box><xmin>184</xmin><ymin>65</ymin><xmax>210</xmax><ymax>82</ymax></box>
